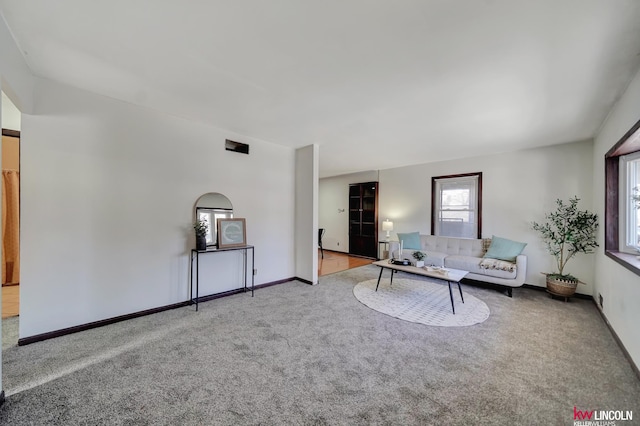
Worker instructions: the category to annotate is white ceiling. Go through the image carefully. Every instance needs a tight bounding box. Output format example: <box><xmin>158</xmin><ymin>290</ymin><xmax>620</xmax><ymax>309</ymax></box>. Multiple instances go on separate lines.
<box><xmin>2</xmin><ymin>0</ymin><xmax>640</xmax><ymax>177</ymax></box>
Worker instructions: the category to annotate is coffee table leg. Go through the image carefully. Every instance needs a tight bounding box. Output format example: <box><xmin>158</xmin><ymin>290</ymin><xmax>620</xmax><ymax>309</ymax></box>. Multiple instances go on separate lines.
<box><xmin>390</xmin><ymin>270</ymin><xmax>394</xmax><ymax>286</ymax></box>
<box><xmin>448</xmin><ymin>281</ymin><xmax>455</xmax><ymax>314</ymax></box>
<box><xmin>375</xmin><ymin>267</ymin><xmax>384</xmax><ymax>291</ymax></box>
<box><xmin>457</xmin><ymin>282</ymin><xmax>464</xmax><ymax>303</ymax></box>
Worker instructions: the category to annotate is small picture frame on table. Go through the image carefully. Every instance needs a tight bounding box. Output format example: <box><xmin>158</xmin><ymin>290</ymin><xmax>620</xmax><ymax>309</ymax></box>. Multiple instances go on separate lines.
<box><xmin>217</xmin><ymin>218</ymin><xmax>247</xmax><ymax>248</ymax></box>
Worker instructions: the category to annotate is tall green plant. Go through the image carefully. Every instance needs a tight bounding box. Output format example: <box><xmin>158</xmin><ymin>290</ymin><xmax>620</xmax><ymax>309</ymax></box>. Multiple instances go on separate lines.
<box><xmin>531</xmin><ymin>196</ymin><xmax>598</xmax><ymax>278</ymax></box>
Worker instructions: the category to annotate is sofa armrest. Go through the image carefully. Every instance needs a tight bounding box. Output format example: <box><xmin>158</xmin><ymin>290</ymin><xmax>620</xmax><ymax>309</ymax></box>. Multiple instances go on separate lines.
<box><xmin>514</xmin><ymin>254</ymin><xmax>527</xmax><ymax>286</ymax></box>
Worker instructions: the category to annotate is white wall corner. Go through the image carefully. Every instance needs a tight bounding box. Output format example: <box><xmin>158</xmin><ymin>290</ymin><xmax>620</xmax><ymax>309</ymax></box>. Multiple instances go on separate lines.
<box><xmin>294</xmin><ymin>144</ymin><xmax>319</xmax><ymax>284</ymax></box>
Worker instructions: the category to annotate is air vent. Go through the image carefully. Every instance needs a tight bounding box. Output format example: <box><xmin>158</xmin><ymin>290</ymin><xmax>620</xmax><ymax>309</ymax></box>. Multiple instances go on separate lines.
<box><xmin>225</xmin><ymin>139</ymin><xmax>249</xmax><ymax>155</ymax></box>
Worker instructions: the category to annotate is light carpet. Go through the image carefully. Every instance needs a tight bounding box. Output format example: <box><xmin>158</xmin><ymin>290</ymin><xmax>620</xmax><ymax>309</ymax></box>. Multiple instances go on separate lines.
<box><xmin>353</xmin><ymin>277</ymin><xmax>490</xmax><ymax>326</ymax></box>
<box><xmin>2</xmin><ymin>316</ymin><xmax>19</xmax><ymax>351</ymax></box>
<box><xmin>1</xmin><ymin>265</ymin><xmax>639</xmax><ymax>425</ymax></box>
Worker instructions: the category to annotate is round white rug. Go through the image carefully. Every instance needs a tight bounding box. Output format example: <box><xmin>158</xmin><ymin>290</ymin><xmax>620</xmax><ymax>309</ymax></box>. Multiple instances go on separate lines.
<box><xmin>353</xmin><ymin>278</ymin><xmax>490</xmax><ymax>327</ymax></box>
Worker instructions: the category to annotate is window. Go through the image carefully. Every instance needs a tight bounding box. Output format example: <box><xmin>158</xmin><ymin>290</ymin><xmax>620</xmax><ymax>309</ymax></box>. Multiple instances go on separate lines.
<box><xmin>604</xmin><ymin>118</ymin><xmax>640</xmax><ymax>275</ymax></box>
<box><xmin>621</xmin><ymin>151</ymin><xmax>640</xmax><ymax>253</ymax></box>
<box><xmin>432</xmin><ymin>173</ymin><xmax>482</xmax><ymax>239</ymax></box>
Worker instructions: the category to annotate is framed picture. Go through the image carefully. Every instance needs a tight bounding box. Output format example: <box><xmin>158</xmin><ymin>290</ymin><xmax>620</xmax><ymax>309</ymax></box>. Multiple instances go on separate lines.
<box><xmin>217</xmin><ymin>218</ymin><xmax>247</xmax><ymax>248</ymax></box>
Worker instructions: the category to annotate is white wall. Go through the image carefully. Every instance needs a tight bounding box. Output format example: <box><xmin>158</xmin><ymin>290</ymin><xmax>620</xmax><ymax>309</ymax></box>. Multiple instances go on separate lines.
<box><xmin>19</xmin><ymin>77</ymin><xmax>296</xmax><ymax>338</ymax></box>
<box><xmin>592</xmin><ymin>67</ymin><xmax>640</xmax><ymax>368</ymax></box>
<box><xmin>294</xmin><ymin>145</ymin><xmax>319</xmax><ymax>284</ymax></box>
<box><xmin>379</xmin><ymin>140</ymin><xmax>595</xmax><ymax>291</ymax></box>
<box><xmin>319</xmin><ymin>170</ymin><xmax>378</xmax><ymax>252</ymax></box>
<box><xmin>1</xmin><ymin>91</ymin><xmax>21</xmax><ymax>130</ymax></box>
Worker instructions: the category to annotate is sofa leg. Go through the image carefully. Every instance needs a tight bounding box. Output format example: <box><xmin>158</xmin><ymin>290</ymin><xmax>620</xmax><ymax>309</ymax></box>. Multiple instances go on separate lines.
<box><xmin>507</xmin><ymin>288</ymin><xmax>512</xmax><ymax>298</ymax></box>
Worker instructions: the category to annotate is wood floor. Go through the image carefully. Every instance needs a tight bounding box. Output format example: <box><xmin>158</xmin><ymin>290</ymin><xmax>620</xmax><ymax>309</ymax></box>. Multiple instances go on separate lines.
<box><xmin>2</xmin><ymin>284</ymin><xmax>19</xmax><ymax>319</ymax></box>
<box><xmin>318</xmin><ymin>250</ymin><xmax>373</xmax><ymax>276</ymax></box>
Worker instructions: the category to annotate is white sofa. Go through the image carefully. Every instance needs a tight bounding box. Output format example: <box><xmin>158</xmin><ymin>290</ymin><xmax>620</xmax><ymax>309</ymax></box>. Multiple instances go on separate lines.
<box><xmin>389</xmin><ymin>235</ymin><xmax>527</xmax><ymax>297</ymax></box>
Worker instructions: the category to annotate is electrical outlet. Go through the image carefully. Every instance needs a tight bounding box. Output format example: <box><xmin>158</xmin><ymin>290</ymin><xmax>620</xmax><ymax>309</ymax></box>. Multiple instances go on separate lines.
<box><xmin>599</xmin><ymin>293</ymin><xmax>603</xmax><ymax>309</ymax></box>
<box><xmin>253</xmin><ymin>269</ymin><xmax>257</xmax><ymax>275</ymax></box>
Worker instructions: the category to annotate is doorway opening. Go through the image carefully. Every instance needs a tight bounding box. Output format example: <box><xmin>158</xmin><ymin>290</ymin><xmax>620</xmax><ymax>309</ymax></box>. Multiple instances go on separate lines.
<box><xmin>2</xmin><ymin>91</ymin><xmax>21</xmax><ymax>350</ymax></box>
<box><xmin>318</xmin><ymin>250</ymin><xmax>373</xmax><ymax>276</ymax></box>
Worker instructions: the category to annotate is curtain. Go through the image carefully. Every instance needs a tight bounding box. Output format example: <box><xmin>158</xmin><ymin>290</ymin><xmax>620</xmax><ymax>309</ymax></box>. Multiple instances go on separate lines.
<box><xmin>2</xmin><ymin>170</ymin><xmax>20</xmax><ymax>285</ymax></box>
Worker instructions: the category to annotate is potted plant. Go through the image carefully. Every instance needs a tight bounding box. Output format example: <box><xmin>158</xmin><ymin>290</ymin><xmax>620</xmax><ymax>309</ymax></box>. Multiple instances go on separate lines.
<box><xmin>412</xmin><ymin>250</ymin><xmax>426</xmax><ymax>268</ymax></box>
<box><xmin>531</xmin><ymin>196</ymin><xmax>598</xmax><ymax>298</ymax></box>
<box><xmin>193</xmin><ymin>219</ymin><xmax>209</xmax><ymax>250</ymax></box>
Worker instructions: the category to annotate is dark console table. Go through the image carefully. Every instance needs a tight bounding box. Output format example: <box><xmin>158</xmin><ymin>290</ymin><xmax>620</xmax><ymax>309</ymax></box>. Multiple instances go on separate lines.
<box><xmin>190</xmin><ymin>245</ymin><xmax>255</xmax><ymax>311</ymax></box>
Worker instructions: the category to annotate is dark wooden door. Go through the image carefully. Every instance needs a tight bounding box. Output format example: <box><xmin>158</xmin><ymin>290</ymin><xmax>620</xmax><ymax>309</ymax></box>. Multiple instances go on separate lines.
<box><xmin>349</xmin><ymin>182</ymin><xmax>378</xmax><ymax>258</ymax></box>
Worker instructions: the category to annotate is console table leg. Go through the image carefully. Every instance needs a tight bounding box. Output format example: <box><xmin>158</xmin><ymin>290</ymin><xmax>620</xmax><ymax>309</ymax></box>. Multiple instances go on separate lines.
<box><xmin>195</xmin><ymin>252</ymin><xmax>199</xmax><ymax>312</ymax></box>
<box><xmin>243</xmin><ymin>249</ymin><xmax>247</xmax><ymax>293</ymax></box>
<box><xmin>190</xmin><ymin>252</ymin><xmax>194</xmax><ymax>306</ymax></box>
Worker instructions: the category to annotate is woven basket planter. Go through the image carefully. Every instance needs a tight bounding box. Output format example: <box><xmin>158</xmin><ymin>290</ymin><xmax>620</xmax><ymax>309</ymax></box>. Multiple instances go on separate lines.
<box><xmin>545</xmin><ymin>275</ymin><xmax>580</xmax><ymax>297</ymax></box>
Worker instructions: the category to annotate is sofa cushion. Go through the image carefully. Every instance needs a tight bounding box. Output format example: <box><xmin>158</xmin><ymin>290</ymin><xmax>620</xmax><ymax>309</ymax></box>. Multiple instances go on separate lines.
<box><xmin>424</xmin><ymin>251</ymin><xmax>447</xmax><ymax>267</ymax></box>
<box><xmin>482</xmin><ymin>238</ymin><xmax>492</xmax><ymax>254</ymax></box>
<box><xmin>444</xmin><ymin>255</ymin><xmax>483</xmax><ymax>273</ymax></box>
<box><xmin>397</xmin><ymin>232</ymin><xmax>421</xmax><ymax>250</ymax></box>
<box><xmin>484</xmin><ymin>235</ymin><xmax>527</xmax><ymax>262</ymax></box>
<box><xmin>421</xmin><ymin>235</ymin><xmax>484</xmax><ymax>257</ymax></box>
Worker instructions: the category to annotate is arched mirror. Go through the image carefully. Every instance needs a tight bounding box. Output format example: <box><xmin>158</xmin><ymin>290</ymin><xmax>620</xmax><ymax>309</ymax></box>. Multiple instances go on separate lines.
<box><xmin>194</xmin><ymin>192</ymin><xmax>233</xmax><ymax>247</ymax></box>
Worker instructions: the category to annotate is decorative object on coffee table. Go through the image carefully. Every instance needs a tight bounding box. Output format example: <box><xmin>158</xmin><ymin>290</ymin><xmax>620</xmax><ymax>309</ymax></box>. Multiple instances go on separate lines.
<box><xmin>193</xmin><ymin>218</ymin><xmax>208</xmax><ymax>251</ymax></box>
<box><xmin>532</xmin><ymin>196</ymin><xmax>598</xmax><ymax>300</ymax></box>
<box><xmin>217</xmin><ymin>218</ymin><xmax>247</xmax><ymax>248</ymax></box>
<box><xmin>412</xmin><ymin>250</ymin><xmax>426</xmax><ymax>267</ymax></box>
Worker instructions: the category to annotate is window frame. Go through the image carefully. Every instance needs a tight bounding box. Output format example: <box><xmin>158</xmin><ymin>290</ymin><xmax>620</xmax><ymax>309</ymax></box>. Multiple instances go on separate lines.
<box><xmin>431</xmin><ymin>172</ymin><xmax>482</xmax><ymax>239</ymax></box>
<box><xmin>620</xmin><ymin>151</ymin><xmax>640</xmax><ymax>253</ymax></box>
<box><xmin>604</xmin><ymin>118</ymin><xmax>640</xmax><ymax>275</ymax></box>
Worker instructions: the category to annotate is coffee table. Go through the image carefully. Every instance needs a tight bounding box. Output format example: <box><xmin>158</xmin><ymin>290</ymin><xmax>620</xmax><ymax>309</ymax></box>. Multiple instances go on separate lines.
<box><xmin>372</xmin><ymin>260</ymin><xmax>469</xmax><ymax>314</ymax></box>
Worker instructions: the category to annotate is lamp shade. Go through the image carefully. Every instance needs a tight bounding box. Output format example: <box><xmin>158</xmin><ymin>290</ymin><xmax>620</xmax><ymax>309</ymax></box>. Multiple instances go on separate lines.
<box><xmin>382</xmin><ymin>220</ymin><xmax>394</xmax><ymax>231</ymax></box>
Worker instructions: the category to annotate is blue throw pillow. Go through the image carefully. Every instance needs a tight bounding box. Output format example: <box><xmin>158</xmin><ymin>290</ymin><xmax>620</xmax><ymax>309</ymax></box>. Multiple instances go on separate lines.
<box><xmin>397</xmin><ymin>232</ymin><xmax>421</xmax><ymax>250</ymax></box>
<box><xmin>484</xmin><ymin>235</ymin><xmax>527</xmax><ymax>262</ymax></box>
